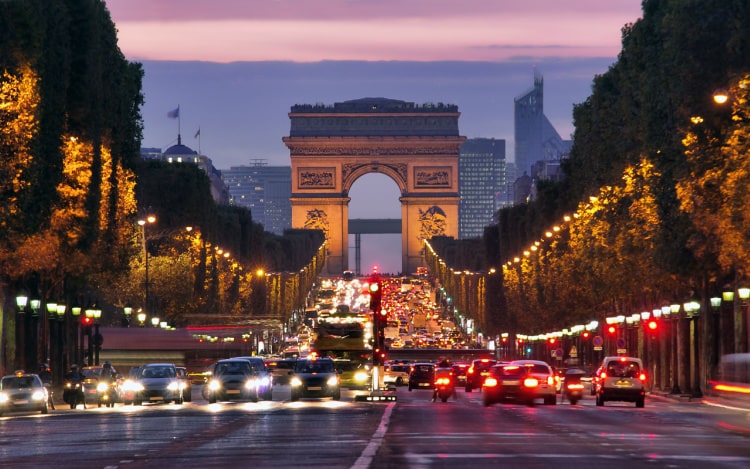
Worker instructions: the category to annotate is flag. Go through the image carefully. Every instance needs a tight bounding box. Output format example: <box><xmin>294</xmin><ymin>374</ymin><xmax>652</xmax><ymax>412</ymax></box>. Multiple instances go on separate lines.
<box><xmin>194</xmin><ymin>128</ymin><xmax>200</xmax><ymax>139</ymax></box>
<box><xmin>167</xmin><ymin>106</ymin><xmax>179</xmax><ymax>119</ymax></box>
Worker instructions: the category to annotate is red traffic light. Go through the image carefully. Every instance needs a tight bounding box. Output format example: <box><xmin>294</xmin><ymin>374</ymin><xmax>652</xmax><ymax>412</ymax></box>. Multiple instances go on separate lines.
<box><xmin>607</xmin><ymin>325</ymin><xmax>617</xmax><ymax>335</ymax></box>
<box><xmin>582</xmin><ymin>331</ymin><xmax>590</xmax><ymax>339</ymax></box>
<box><xmin>647</xmin><ymin>320</ymin><xmax>658</xmax><ymax>331</ymax></box>
<box><xmin>548</xmin><ymin>338</ymin><xmax>556</xmax><ymax>345</ymax></box>
<box><xmin>81</xmin><ymin>316</ymin><xmax>93</xmax><ymax>326</ymax></box>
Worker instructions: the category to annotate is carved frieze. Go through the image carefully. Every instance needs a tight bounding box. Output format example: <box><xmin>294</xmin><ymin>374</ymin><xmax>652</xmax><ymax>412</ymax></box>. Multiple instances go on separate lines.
<box><xmin>418</xmin><ymin>206</ymin><xmax>448</xmax><ymax>242</ymax></box>
<box><xmin>303</xmin><ymin>209</ymin><xmax>330</xmax><ymax>238</ymax></box>
<box><xmin>414</xmin><ymin>166</ymin><xmax>452</xmax><ymax>188</ymax></box>
<box><xmin>287</xmin><ymin>145</ymin><xmax>459</xmax><ymax>157</ymax></box>
<box><xmin>297</xmin><ymin>167</ymin><xmax>336</xmax><ymax>189</ymax></box>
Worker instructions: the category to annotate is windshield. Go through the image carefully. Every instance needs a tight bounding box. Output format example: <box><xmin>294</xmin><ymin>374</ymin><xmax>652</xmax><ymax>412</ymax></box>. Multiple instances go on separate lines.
<box><xmin>295</xmin><ymin>360</ymin><xmax>335</xmax><ymax>373</ymax></box>
<box><xmin>2</xmin><ymin>376</ymin><xmax>38</xmax><ymax>388</ymax></box>
<box><xmin>606</xmin><ymin>360</ymin><xmax>641</xmax><ymax>378</ymax></box>
<box><xmin>140</xmin><ymin>366</ymin><xmax>176</xmax><ymax>379</ymax></box>
<box><xmin>214</xmin><ymin>361</ymin><xmax>252</xmax><ymax>375</ymax></box>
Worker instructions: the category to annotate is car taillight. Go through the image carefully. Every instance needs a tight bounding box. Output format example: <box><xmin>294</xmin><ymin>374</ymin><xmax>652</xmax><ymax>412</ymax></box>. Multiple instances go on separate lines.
<box><xmin>523</xmin><ymin>377</ymin><xmax>539</xmax><ymax>388</ymax></box>
<box><xmin>600</xmin><ymin>372</ymin><xmax>607</xmax><ymax>379</ymax></box>
<box><xmin>467</xmin><ymin>366</ymin><xmax>475</xmax><ymax>375</ymax></box>
<box><xmin>639</xmin><ymin>372</ymin><xmax>647</xmax><ymax>381</ymax></box>
<box><xmin>547</xmin><ymin>376</ymin><xmax>555</xmax><ymax>386</ymax></box>
<box><xmin>567</xmin><ymin>383</ymin><xmax>585</xmax><ymax>390</ymax></box>
<box><xmin>484</xmin><ymin>377</ymin><xmax>498</xmax><ymax>387</ymax></box>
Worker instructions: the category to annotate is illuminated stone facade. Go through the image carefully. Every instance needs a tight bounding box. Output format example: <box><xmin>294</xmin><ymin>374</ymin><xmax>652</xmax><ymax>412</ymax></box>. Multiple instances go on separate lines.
<box><xmin>283</xmin><ymin>98</ymin><xmax>465</xmax><ymax>275</ymax></box>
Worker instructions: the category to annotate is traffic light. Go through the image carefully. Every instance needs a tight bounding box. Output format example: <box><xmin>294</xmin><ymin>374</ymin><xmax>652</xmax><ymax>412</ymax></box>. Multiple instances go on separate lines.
<box><xmin>582</xmin><ymin>331</ymin><xmax>590</xmax><ymax>340</ymax></box>
<box><xmin>647</xmin><ymin>320</ymin><xmax>658</xmax><ymax>332</ymax></box>
<box><xmin>369</xmin><ymin>279</ymin><xmax>382</xmax><ymax>313</ymax></box>
<box><xmin>373</xmin><ymin>346</ymin><xmax>386</xmax><ymax>366</ymax></box>
<box><xmin>607</xmin><ymin>325</ymin><xmax>617</xmax><ymax>335</ymax></box>
<box><xmin>81</xmin><ymin>315</ymin><xmax>93</xmax><ymax>330</ymax></box>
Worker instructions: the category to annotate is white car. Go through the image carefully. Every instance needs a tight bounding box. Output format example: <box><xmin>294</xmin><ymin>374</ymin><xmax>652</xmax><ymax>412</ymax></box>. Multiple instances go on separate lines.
<box><xmin>384</xmin><ymin>364</ymin><xmax>410</xmax><ymax>386</ymax></box>
<box><xmin>594</xmin><ymin>356</ymin><xmax>646</xmax><ymax>408</ymax></box>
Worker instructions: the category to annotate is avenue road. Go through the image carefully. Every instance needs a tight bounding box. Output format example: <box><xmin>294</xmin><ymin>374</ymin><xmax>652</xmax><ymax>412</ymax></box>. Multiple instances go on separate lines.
<box><xmin>2</xmin><ymin>384</ymin><xmax>750</xmax><ymax>468</ymax></box>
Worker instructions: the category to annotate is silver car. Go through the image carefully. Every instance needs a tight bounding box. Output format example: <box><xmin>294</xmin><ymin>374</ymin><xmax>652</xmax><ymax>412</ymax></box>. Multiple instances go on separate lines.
<box><xmin>132</xmin><ymin>363</ymin><xmax>183</xmax><ymax>405</ymax></box>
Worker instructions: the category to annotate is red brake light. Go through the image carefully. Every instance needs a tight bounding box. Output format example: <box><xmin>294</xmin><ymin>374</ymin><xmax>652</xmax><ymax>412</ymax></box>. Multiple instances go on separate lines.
<box><xmin>600</xmin><ymin>372</ymin><xmax>607</xmax><ymax>379</ymax></box>
<box><xmin>639</xmin><ymin>372</ymin><xmax>647</xmax><ymax>381</ymax></box>
<box><xmin>484</xmin><ymin>377</ymin><xmax>498</xmax><ymax>387</ymax></box>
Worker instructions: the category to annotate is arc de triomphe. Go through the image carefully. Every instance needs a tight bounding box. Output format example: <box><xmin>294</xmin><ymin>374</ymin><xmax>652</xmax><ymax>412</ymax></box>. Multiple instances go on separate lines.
<box><xmin>283</xmin><ymin>98</ymin><xmax>465</xmax><ymax>275</ymax></box>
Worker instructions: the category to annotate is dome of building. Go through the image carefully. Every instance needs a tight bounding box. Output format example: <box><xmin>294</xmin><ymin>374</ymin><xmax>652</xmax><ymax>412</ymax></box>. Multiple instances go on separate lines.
<box><xmin>163</xmin><ymin>135</ymin><xmax>197</xmax><ymax>156</ymax></box>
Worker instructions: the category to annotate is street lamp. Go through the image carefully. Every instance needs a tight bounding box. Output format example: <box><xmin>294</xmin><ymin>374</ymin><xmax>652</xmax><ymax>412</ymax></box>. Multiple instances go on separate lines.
<box><xmin>15</xmin><ymin>294</ymin><xmax>28</xmax><ymax>370</ymax></box>
<box><xmin>138</xmin><ymin>213</ymin><xmax>157</xmax><ymax>318</ymax></box>
<box><xmin>151</xmin><ymin>316</ymin><xmax>160</xmax><ymax>328</ymax></box>
<box><xmin>683</xmin><ymin>300</ymin><xmax>702</xmax><ymax>397</ymax></box>
<box><xmin>123</xmin><ymin>305</ymin><xmax>133</xmax><ymax>327</ymax></box>
<box><xmin>137</xmin><ymin>310</ymin><xmax>147</xmax><ymax>327</ymax></box>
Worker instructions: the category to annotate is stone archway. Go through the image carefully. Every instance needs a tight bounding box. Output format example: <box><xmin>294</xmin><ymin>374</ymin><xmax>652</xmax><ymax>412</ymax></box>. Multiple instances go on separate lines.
<box><xmin>283</xmin><ymin>98</ymin><xmax>465</xmax><ymax>275</ymax></box>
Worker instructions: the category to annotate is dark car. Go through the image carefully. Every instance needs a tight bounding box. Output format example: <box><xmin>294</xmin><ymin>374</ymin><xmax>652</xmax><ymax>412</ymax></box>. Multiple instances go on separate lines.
<box><xmin>482</xmin><ymin>360</ymin><xmax>557</xmax><ymax>406</ymax></box>
<box><xmin>265</xmin><ymin>358</ymin><xmax>297</xmax><ymax>385</ymax></box>
<box><xmin>452</xmin><ymin>362</ymin><xmax>469</xmax><ymax>386</ymax></box>
<box><xmin>0</xmin><ymin>372</ymin><xmax>49</xmax><ymax>416</ymax></box>
<box><xmin>290</xmin><ymin>357</ymin><xmax>340</xmax><ymax>401</ymax></box>
<box><xmin>465</xmin><ymin>358</ymin><xmax>498</xmax><ymax>392</ymax></box>
<box><xmin>233</xmin><ymin>356</ymin><xmax>273</xmax><ymax>400</ymax></box>
<box><xmin>206</xmin><ymin>359</ymin><xmax>261</xmax><ymax>403</ymax></box>
<box><xmin>408</xmin><ymin>363</ymin><xmax>435</xmax><ymax>391</ymax></box>
<box><xmin>132</xmin><ymin>363</ymin><xmax>183</xmax><ymax>405</ymax></box>
<box><xmin>595</xmin><ymin>356</ymin><xmax>646</xmax><ymax>408</ymax></box>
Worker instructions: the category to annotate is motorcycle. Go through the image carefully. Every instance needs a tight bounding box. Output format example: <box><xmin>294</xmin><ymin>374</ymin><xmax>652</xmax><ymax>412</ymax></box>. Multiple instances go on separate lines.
<box><xmin>97</xmin><ymin>379</ymin><xmax>117</xmax><ymax>408</ymax></box>
<box><xmin>63</xmin><ymin>378</ymin><xmax>86</xmax><ymax>409</ymax></box>
<box><xmin>563</xmin><ymin>369</ymin><xmax>586</xmax><ymax>405</ymax></box>
<box><xmin>433</xmin><ymin>368</ymin><xmax>456</xmax><ymax>403</ymax></box>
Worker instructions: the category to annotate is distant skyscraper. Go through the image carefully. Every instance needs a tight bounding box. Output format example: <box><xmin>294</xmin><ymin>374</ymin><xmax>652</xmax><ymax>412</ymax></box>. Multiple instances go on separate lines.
<box><xmin>514</xmin><ymin>72</ymin><xmax>572</xmax><ymax>183</ymax></box>
<box><xmin>221</xmin><ymin>161</ymin><xmax>292</xmax><ymax>235</ymax></box>
<box><xmin>459</xmin><ymin>138</ymin><xmax>506</xmax><ymax>239</ymax></box>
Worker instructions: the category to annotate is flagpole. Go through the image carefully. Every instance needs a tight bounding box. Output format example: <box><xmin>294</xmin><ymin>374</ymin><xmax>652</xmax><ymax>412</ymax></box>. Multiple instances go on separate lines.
<box><xmin>177</xmin><ymin>105</ymin><xmax>181</xmax><ymax>142</ymax></box>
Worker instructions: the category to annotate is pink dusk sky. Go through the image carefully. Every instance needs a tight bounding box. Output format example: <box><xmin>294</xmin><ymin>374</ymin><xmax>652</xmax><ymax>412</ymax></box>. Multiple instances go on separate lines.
<box><xmin>106</xmin><ymin>0</ymin><xmax>641</xmax><ymax>63</ymax></box>
<box><xmin>104</xmin><ymin>1</ymin><xmax>643</xmax><ymax>275</ymax></box>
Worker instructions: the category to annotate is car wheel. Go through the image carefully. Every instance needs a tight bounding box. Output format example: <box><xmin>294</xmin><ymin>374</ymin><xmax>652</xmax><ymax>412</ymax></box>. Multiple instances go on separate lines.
<box><xmin>291</xmin><ymin>391</ymin><xmax>299</xmax><ymax>402</ymax></box>
<box><xmin>636</xmin><ymin>398</ymin><xmax>645</xmax><ymax>408</ymax></box>
<box><xmin>176</xmin><ymin>397</ymin><xmax>184</xmax><ymax>404</ymax></box>
<box><xmin>544</xmin><ymin>396</ymin><xmax>556</xmax><ymax>405</ymax></box>
<box><xmin>465</xmin><ymin>385</ymin><xmax>472</xmax><ymax>393</ymax></box>
<box><xmin>333</xmin><ymin>390</ymin><xmax>341</xmax><ymax>401</ymax></box>
<box><xmin>134</xmin><ymin>400</ymin><xmax>142</xmax><ymax>406</ymax></box>
<box><xmin>124</xmin><ymin>400</ymin><xmax>132</xmax><ymax>405</ymax></box>
<box><xmin>184</xmin><ymin>392</ymin><xmax>192</xmax><ymax>403</ymax></box>
<box><xmin>569</xmin><ymin>398</ymin><xmax>579</xmax><ymax>405</ymax></box>
<box><xmin>41</xmin><ymin>403</ymin><xmax>48</xmax><ymax>414</ymax></box>
<box><xmin>408</xmin><ymin>385</ymin><xmax>412</xmax><ymax>392</ymax></box>
<box><xmin>396</xmin><ymin>377</ymin><xmax>403</xmax><ymax>386</ymax></box>
<box><xmin>596</xmin><ymin>395</ymin><xmax>604</xmax><ymax>407</ymax></box>
<box><xmin>208</xmin><ymin>396</ymin><xmax>216</xmax><ymax>404</ymax></box>
<box><xmin>264</xmin><ymin>390</ymin><xmax>273</xmax><ymax>401</ymax></box>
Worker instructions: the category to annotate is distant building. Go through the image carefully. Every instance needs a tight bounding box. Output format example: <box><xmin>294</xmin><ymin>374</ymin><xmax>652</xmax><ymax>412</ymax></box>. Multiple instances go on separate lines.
<box><xmin>140</xmin><ymin>135</ymin><xmax>230</xmax><ymax>205</ymax></box>
<box><xmin>459</xmin><ymin>138</ymin><xmax>506</xmax><ymax>239</ymax></box>
<box><xmin>514</xmin><ymin>72</ymin><xmax>572</xmax><ymax>201</ymax></box>
<box><xmin>221</xmin><ymin>161</ymin><xmax>292</xmax><ymax>235</ymax></box>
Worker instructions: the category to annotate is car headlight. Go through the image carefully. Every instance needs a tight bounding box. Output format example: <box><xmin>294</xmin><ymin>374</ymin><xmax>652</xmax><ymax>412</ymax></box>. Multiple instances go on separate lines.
<box><xmin>167</xmin><ymin>381</ymin><xmax>179</xmax><ymax>391</ymax></box>
<box><xmin>354</xmin><ymin>371</ymin><xmax>368</xmax><ymax>383</ymax></box>
<box><xmin>245</xmin><ymin>378</ymin><xmax>257</xmax><ymax>390</ymax></box>
<box><xmin>31</xmin><ymin>390</ymin><xmax>45</xmax><ymax>401</ymax></box>
<box><xmin>208</xmin><ymin>380</ymin><xmax>222</xmax><ymax>391</ymax></box>
<box><xmin>290</xmin><ymin>377</ymin><xmax>302</xmax><ymax>387</ymax></box>
<box><xmin>132</xmin><ymin>382</ymin><xmax>145</xmax><ymax>392</ymax></box>
<box><xmin>97</xmin><ymin>382</ymin><xmax>110</xmax><ymax>392</ymax></box>
<box><xmin>258</xmin><ymin>376</ymin><xmax>270</xmax><ymax>387</ymax></box>
<box><xmin>0</xmin><ymin>392</ymin><xmax>9</xmax><ymax>403</ymax></box>
<box><xmin>326</xmin><ymin>376</ymin><xmax>339</xmax><ymax>386</ymax></box>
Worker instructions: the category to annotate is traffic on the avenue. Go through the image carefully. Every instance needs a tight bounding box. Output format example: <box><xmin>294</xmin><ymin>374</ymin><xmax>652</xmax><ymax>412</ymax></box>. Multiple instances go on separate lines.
<box><xmin>2</xmin><ymin>272</ymin><xmax>750</xmax><ymax>468</ymax></box>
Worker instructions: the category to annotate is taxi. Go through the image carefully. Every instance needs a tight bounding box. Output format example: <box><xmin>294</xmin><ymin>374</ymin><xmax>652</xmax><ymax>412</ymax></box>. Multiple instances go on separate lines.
<box><xmin>0</xmin><ymin>371</ymin><xmax>49</xmax><ymax>416</ymax></box>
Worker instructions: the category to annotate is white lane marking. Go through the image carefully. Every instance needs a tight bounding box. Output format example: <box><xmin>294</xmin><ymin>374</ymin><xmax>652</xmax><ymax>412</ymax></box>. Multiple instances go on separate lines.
<box><xmin>350</xmin><ymin>402</ymin><xmax>395</xmax><ymax>469</ymax></box>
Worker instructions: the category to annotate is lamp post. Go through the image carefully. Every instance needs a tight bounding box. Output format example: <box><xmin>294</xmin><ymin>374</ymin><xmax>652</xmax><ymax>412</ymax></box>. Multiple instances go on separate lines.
<box><xmin>669</xmin><ymin>303</ymin><xmax>683</xmax><ymax>394</ymax></box>
<box><xmin>738</xmin><ymin>287</ymin><xmax>750</xmax><ymax>354</ymax></box>
<box><xmin>138</xmin><ymin>213</ymin><xmax>157</xmax><ymax>319</ymax></box>
<box><xmin>123</xmin><ymin>306</ymin><xmax>133</xmax><ymax>327</ymax></box>
<box><xmin>684</xmin><ymin>300</ymin><xmax>702</xmax><ymax>398</ymax></box>
<box><xmin>15</xmin><ymin>294</ymin><xmax>28</xmax><ymax>370</ymax></box>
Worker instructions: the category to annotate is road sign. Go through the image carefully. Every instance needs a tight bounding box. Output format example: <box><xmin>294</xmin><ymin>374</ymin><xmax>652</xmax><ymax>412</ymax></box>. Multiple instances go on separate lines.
<box><xmin>592</xmin><ymin>336</ymin><xmax>603</xmax><ymax>347</ymax></box>
<box><xmin>569</xmin><ymin>345</ymin><xmax>578</xmax><ymax>358</ymax></box>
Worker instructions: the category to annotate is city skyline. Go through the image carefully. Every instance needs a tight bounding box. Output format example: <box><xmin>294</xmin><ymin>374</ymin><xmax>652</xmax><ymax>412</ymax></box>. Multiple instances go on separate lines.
<box><xmin>105</xmin><ymin>1</ymin><xmax>644</xmax><ymax>274</ymax></box>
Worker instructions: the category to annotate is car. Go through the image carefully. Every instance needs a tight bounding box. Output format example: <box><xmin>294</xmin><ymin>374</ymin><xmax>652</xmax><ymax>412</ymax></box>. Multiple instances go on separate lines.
<box><xmin>132</xmin><ymin>363</ymin><xmax>183</xmax><ymax>405</ymax></box>
<box><xmin>590</xmin><ymin>366</ymin><xmax>603</xmax><ymax>395</ymax></box>
<box><xmin>451</xmin><ymin>362</ymin><xmax>469</xmax><ymax>386</ymax></box>
<box><xmin>265</xmin><ymin>358</ymin><xmax>297</xmax><ymax>385</ymax></box>
<box><xmin>334</xmin><ymin>359</ymin><xmax>371</xmax><ymax>389</ymax></box>
<box><xmin>176</xmin><ymin>367</ymin><xmax>192</xmax><ymax>402</ymax></box>
<box><xmin>232</xmin><ymin>356</ymin><xmax>274</xmax><ymax>400</ymax></box>
<box><xmin>81</xmin><ymin>365</ymin><xmax>119</xmax><ymax>405</ymax></box>
<box><xmin>482</xmin><ymin>360</ymin><xmax>557</xmax><ymax>406</ymax></box>
<box><xmin>408</xmin><ymin>363</ymin><xmax>435</xmax><ymax>391</ymax></box>
<box><xmin>595</xmin><ymin>356</ymin><xmax>646</xmax><ymax>408</ymax></box>
<box><xmin>119</xmin><ymin>366</ymin><xmax>142</xmax><ymax>405</ymax></box>
<box><xmin>206</xmin><ymin>359</ymin><xmax>262</xmax><ymax>403</ymax></box>
<box><xmin>290</xmin><ymin>356</ymin><xmax>341</xmax><ymax>401</ymax></box>
<box><xmin>465</xmin><ymin>358</ymin><xmax>498</xmax><ymax>392</ymax></box>
<box><xmin>384</xmin><ymin>363</ymin><xmax>410</xmax><ymax>386</ymax></box>
<box><xmin>0</xmin><ymin>371</ymin><xmax>49</xmax><ymax>416</ymax></box>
